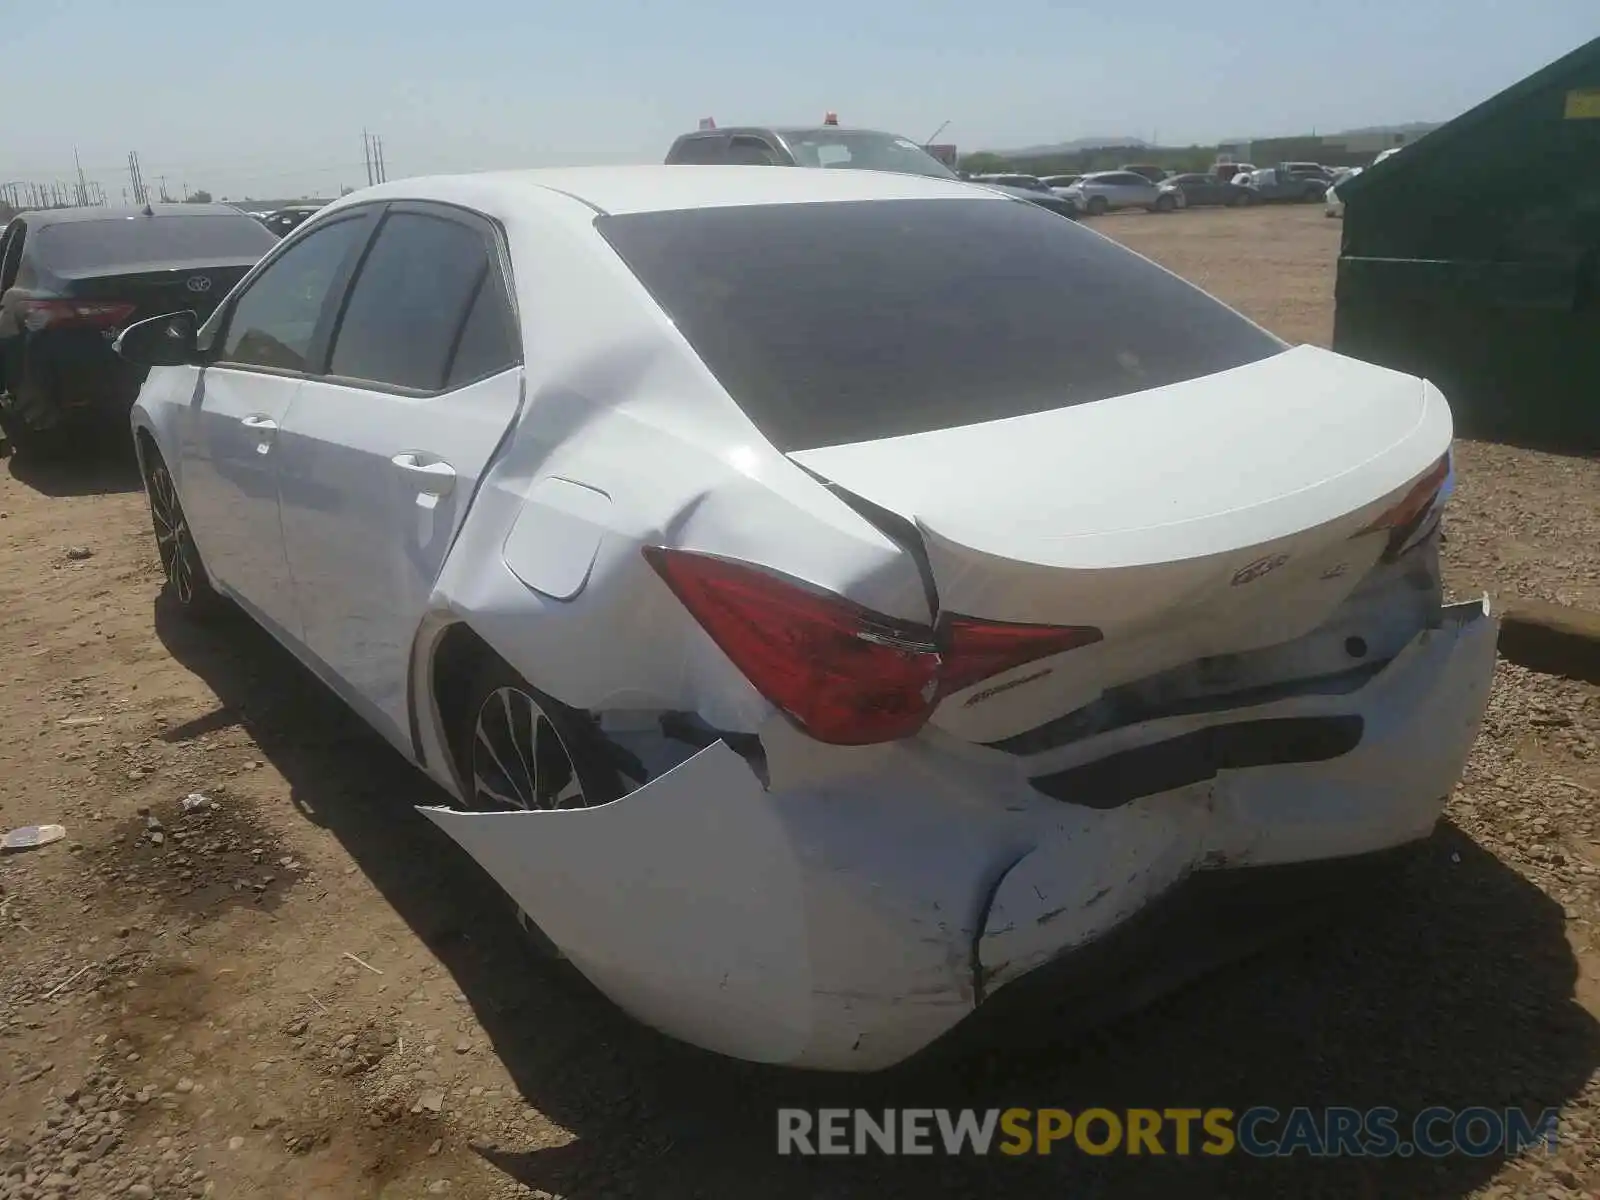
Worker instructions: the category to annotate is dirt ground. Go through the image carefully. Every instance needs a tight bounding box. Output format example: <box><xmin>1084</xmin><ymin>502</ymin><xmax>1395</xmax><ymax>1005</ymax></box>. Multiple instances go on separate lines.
<box><xmin>2</xmin><ymin>204</ymin><xmax>1598</xmax><ymax>1200</ymax></box>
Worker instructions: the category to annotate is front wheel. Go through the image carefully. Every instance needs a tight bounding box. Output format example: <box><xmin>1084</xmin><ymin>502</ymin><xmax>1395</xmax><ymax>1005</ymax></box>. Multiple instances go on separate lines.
<box><xmin>1153</xmin><ymin>194</ymin><xmax>1177</xmax><ymax>213</ymax></box>
<box><xmin>143</xmin><ymin>447</ymin><xmax>224</xmax><ymax>617</ymax></box>
<box><xmin>1085</xmin><ymin>196</ymin><xmax>1109</xmax><ymax>217</ymax></box>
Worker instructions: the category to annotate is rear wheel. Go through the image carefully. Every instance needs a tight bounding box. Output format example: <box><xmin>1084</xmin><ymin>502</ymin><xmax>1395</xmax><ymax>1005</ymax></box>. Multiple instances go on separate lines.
<box><xmin>1153</xmin><ymin>194</ymin><xmax>1177</xmax><ymax>213</ymax></box>
<box><xmin>453</xmin><ymin>659</ymin><xmax>643</xmax><ymax>955</ymax></box>
<box><xmin>143</xmin><ymin>446</ymin><xmax>223</xmax><ymax>617</ymax></box>
<box><xmin>0</xmin><ymin>370</ymin><xmax>69</xmax><ymax>461</ymax></box>
<box><xmin>1085</xmin><ymin>195</ymin><xmax>1109</xmax><ymax>217</ymax></box>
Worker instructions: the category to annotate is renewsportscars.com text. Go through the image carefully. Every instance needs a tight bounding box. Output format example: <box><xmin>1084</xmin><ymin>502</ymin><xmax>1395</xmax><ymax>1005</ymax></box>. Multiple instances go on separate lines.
<box><xmin>777</xmin><ymin>1106</ymin><xmax>1561</xmax><ymax>1158</ymax></box>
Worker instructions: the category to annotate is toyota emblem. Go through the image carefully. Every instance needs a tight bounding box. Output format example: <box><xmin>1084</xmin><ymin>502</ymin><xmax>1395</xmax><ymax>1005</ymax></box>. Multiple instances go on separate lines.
<box><xmin>185</xmin><ymin>275</ymin><xmax>212</xmax><ymax>293</ymax></box>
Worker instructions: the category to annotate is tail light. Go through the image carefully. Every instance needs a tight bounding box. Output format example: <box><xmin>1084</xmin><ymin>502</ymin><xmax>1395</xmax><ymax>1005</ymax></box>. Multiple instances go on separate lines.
<box><xmin>644</xmin><ymin>548</ymin><xmax>1100</xmax><ymax>745</ymax></box>
<box><xmin>18</xmin><ymin>299</ymin><xmax>137</xmax><ymax>332</ymax></box>
<box><xmin>1353</xmin><ymin>452</ymin><xmax>1452</xmax><ymax>558</ymax></box>
<box><xmin>937</xmin><ymin>615</ymin><xmax>1102</xmax><ymax>696</ymax></box>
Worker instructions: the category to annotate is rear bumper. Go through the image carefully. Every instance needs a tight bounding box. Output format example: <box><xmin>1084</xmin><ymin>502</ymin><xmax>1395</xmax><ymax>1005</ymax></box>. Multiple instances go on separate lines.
<box><xmin>7</xmin><ymin>332</ymin><xmax>146</xmax><ymax>429</ymax></box>
<box><xmin>925</xmin><ymin>841</ymin><xmax>1422</xmax><ymax>1062</ymax></box>
<box><xmin>420</xmin><ymin>598</ymin><xmax>1497</xmax><ymax>1072</ymax></box>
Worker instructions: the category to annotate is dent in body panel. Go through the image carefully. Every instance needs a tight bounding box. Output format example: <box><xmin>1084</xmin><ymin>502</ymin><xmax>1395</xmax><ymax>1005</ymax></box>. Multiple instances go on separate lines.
<box><xmin>418</xmin><ymin>736</ymin><xmax>1005</xmax><ymax>1069</ymax></box>
<box><xmin>975</xmin><ymin>598</ymin><xmax>1498</xmax><ymax>998</ymax></box>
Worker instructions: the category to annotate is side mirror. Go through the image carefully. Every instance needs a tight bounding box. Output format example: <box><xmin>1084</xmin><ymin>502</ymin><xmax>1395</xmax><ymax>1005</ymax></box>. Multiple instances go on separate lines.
<box><xmin>114</xmin><ymin>310</ymin><xmax>200</xmax><ymax>368</ymax></box>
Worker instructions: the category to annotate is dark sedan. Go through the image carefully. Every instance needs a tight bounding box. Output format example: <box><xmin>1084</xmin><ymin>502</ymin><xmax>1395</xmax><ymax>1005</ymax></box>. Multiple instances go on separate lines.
<box><xmin>1159</xmin><ymin>173</ymin><xmax>1251</xmax><ymax>208</ymax></box>
<box><xmin>0</xmin><ymin>204</ymin><xmax>277</xmax><ymax>456</ymax></box>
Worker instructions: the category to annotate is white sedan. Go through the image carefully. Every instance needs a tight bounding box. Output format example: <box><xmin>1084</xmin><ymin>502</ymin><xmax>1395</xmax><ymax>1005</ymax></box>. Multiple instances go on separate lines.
<box><xmin>115</xmin><ymin>166</ymin><xmax>1497</xmax><ymax>1072</ymax></box>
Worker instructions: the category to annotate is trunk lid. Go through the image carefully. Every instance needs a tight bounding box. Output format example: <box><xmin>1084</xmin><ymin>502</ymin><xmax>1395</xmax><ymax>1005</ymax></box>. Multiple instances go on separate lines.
<box><xmin>59</xmin><ymin>258</ymin><xmax>259</xmax><ymax>324</ymax></box>
<box><xmin>788</xmin><ymin>345</ymin><xmax>1452</xmax><ymax>741</ymax></box>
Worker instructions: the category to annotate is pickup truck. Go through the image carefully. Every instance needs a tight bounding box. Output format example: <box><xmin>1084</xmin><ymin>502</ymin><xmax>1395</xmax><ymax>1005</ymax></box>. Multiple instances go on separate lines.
<box><xmin>1241</xmin><ymin>164</ymin><xmax>1333</xmax><ymax>204</ymax></box>
<box><xmin>665</xmin><ymin>125</ymin><xmax>1081</xmax><ymax>219</ymax></box>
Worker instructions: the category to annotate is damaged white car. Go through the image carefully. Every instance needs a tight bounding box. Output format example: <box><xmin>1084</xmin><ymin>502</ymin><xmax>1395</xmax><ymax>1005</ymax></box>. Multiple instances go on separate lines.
<box><xmin>116</xmin><ymin>166</ymin><xmax>1498</xmax><ymax>1072</ymax></box>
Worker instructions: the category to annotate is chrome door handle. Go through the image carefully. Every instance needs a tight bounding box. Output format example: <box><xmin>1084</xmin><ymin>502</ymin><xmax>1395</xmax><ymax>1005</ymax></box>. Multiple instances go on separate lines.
<box><xmin>241</xmin><ymin>413</ymin><xmax>278</xmax><ymax>455</ymax></box>
<box><xmin>391</xmin><ymin>452</ymin><xmax>457</xmax><ymax>496</ymax></box>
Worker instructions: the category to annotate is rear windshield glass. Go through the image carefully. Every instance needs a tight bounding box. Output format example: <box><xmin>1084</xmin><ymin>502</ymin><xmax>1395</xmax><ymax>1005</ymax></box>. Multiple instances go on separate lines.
<box><xmin>598</xmin><ymin>198</ymin><xmax>1284</xmax><ymax>451</ymax></box>
<box><xmin>782</xmin><ymin>131</ymin><xmax>957</xmax><ymax>180</ymax></box>
<box><xmin>31</xmin><ymin>214</ymin><xmax>278</xmax><ymax>273</ymax></box>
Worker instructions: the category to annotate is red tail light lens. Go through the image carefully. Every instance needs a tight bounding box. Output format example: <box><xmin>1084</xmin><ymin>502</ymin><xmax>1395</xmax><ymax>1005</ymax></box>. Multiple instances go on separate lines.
<box><xmin>18</xmin><ymin>299</ymin><xmax>137</xmax><ymax>332</ymax></box>
<box><xmin>644</xmin><ymin>548</ymin><xmax>940</xmax><ymax>744</ymax></box>
<box><xmin>937</xmin><ymin>614</ymin><xmax>1104</xmax><ymax>697</ymax></box>
<box><xmin>1355</xmin><ymin>453</ymin><xmax>1451</xmax><ymax>537</ymax></box>
<box><xmin>644</xmin><ymin>548</ymin><xmax>1102</xmax><ymax>745</ymax></box>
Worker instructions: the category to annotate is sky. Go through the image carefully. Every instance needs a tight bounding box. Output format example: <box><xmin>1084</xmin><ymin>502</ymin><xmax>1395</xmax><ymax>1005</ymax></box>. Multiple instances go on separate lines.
<box><xmin>4</xmin><ymin>0</ymin><xmax>1596</xmax><ymax>200</ymax></box>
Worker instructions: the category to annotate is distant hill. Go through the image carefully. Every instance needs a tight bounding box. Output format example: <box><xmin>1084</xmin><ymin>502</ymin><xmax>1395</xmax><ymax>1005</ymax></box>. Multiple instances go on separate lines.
<box><xmin>1331</xmin><ymin>121</ymin><xmax>1441</xmax><ymax>138</ymax></box>
<box><xmin>995</xmin><ymin>136</ymin><xmax>1150</xmax><ymax>156</ymax></box>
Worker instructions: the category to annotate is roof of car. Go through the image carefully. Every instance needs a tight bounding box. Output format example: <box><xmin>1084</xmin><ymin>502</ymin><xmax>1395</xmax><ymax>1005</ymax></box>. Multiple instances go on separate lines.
<box><xmin>325</xmin><ymin>166</ymin><xmax>1002</xmax><ymax>218</ymax></box>
<box><xmin>677</xmin><ymin>125</ymin><xmax>900</xmax><ymax>140</ymax></box>
<box><xmin>17</xmin><ymin>203</ymin><xmax>249</xmax><ymax>228</ymax></box>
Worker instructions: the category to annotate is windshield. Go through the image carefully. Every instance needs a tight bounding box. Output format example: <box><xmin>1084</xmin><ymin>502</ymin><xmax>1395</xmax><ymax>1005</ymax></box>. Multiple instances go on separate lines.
<box><xmin>599</xmin><ymin>198</ymin><xmax>1284</xmax><ymax>452</ymax></box>
<box><xmin>31</xmin><ymin>213</ymin><xmax>278</xmax><ymax>273</ymax></box>
<box><xmin>783</xmin><ymin>131</ymin><xmax>958</xmax><ymax>180</ymax></box>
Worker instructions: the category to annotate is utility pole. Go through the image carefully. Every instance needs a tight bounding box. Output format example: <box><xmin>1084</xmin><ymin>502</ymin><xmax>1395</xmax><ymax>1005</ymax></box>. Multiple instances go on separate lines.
<box><xmin>374</xmin><ymin>135</ymin><xmax>386</xmax><ymax>183</ymax></box>
<box><xmin>363</xmin><ymin>130</ymin><xmax>373</xmax><ymax>186</ymax></box>
<box><xmin>127</xmin><ymin>152</ymin><xmax>147</xmax><ymax>206</ymax></box>
<box><xmin>74</xmin><ymin>147</ymin><xmax>89</xmax><ymax>206</ymax></box>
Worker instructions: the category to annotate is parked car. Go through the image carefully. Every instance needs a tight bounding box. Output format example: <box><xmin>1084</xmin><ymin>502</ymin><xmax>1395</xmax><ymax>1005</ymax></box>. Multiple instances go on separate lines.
<box><xmin>1281</xmin><ymin>161</ymin><xmax>1334</xmax><ymax>184</ymax></box>
<box><xmin>1064</xmin><ymin>171</ymin><xmax>1175</xmax><ymax>215</ymax></box>
<box><xmin>1159</xmin><ymin>173</ymin><xmax>1250</xmax><ymax>208</ymax></box>
<box><xmin>970</xmin><ymin>173</ymin><xmax>1052</xmax><ymax>192</ymax></box>
<box><xmin>664</xmin><ymin>124</ymin><xmax>1079</xmax><ymax>218</ymax></box>
<box><xmin>0</xmin><ymin>203</ymin><xmax>277</xmax><ymax>455</ymax></box>
<box><xmin>1120</xmin><ymin>164</ymin><xmax>1171</xmax><ymax>183</ymax></box>
<box><xmin>116</xmin><ymin>165</ymin><xmax>1494</xmax><ymax>1071</ymax></box>
<box><xmin>1040</xmin><ymin>174</ymin><xmax>1083</xmax><ymax>194</ymax></box>
<box><xmin>1213</xmin><ymin>162</ymin><xmax>1257</xmax><ymax>181</ymax></box>
<box><xmin>1241</xmin><ymin>166</ymin><xmax>1329</xmax><ymax>204</ymax></box>
<box><xmin>1325</xmin><ymin>168</ymin><xmax>1363</xmax><ymax>218</ymax></box>
<box><xmin>1325</xmin><ymin>149</ymin><xmax>1403</xmax><ymax>218</ymax></box>
<box><xmin>259</xmin><ymin>205</ymin><xmax>324</xmax><ymax>239</ymax></box>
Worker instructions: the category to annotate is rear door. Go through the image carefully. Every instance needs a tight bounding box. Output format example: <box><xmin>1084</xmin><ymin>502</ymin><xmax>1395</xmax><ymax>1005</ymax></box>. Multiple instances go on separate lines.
<box><xmin>274</xmin><ymin>203</ymin><xmax>523</xmax><ymax>750</ymax></box>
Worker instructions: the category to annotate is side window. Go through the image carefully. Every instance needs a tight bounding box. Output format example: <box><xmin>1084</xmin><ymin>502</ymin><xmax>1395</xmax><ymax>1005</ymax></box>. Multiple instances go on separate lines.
<box><xmin>217</xmin><ymin>217</ymin><xmax>369</xmax><ymax>373</ymax></box>
<box><xmin>671</xmin><ymin>137</ymin><xmax>726</xmax><ymax>165</ymax></box>
<box><xmin>445</xmin><ymin>274</ymin><xmax>519</xmax><ymax>389</ymax></box>
<box><xmin>326</xmin><ymin>211</ymin><xmax>490</xmax><ymax>392</ymax></box>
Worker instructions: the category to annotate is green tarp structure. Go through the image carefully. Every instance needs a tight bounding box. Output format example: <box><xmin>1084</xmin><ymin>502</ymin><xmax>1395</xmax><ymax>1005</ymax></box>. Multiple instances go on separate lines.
<box><xmin>1333</xmin><ymin>37</ymin><xmax>1600</xmax><ymax>453</ymax></box>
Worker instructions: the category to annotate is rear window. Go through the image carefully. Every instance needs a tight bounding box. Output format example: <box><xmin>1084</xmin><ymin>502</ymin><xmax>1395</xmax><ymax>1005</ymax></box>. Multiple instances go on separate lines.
<box><xmin>782</xmin><ymin>131</ymin><xmax>957</xmax><ymax>180</ymax></box>
<box><xmin>30</xmin><ymin>214</ymin><xmax>278</xmax><ymax>274</ymax></box>
<box><xmin>597</xmin><ymin>198</ymin><xmax>1284</xmax><ymax>452</ymax></box>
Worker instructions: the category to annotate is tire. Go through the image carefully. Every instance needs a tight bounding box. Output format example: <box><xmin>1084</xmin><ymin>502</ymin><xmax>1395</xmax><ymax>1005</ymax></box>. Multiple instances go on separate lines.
<box><xmin>1085</xmin><ymin>195</ymin><xmax>1109</xmax><ymax>217</ymax></box>
<box><xmin>1229</xmin><ymin>191</ymin><xmax>1249</xmax><ymax>207</ymax></box>
<box><xmin>142</xmin><ymin>445</ymin><xmax>224</xmax><ymax>618</ymax></box>
<box><xmin>452</xmin><ymin>658</ymin><xmax>645</xmax><ymax>956</ymax></box>
<box><xmin>0</xmin><ymin>370</ymin><xmax>69</xmax><ymax>461</ymax></box>
<box><xmin>1154</xmin><ymin>194</ymin><xmax>1177</xmax><ymax>213</ymax></box>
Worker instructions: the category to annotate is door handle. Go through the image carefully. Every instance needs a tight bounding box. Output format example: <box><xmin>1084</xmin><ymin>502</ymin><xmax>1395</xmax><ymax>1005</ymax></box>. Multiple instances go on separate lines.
<box><xmin>241</xmin><ymin>413</ymin><xmax>278</xmax><ymax>455</ymax></box>
<box><xmin>391</xmin><ymin>452</ymin><xmax>457</xmax><ymax>497</ymax></box>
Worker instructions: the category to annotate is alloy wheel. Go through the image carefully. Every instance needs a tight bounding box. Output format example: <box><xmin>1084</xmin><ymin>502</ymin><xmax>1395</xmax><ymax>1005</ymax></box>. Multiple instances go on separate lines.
<box><xmin>470</xmin><ymin>687</ymin><xmax>590</xmax><ymax>812</ymax></box>
<box><xmin>147</xmin><ymin>464</ymin><xmax>197</xmax><ymax>605</ymax></box>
